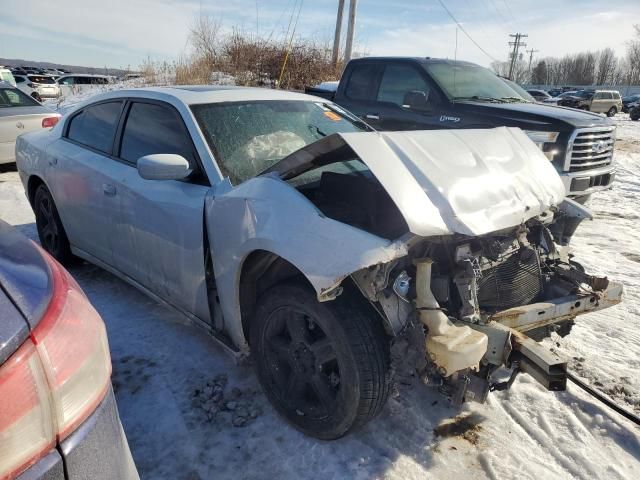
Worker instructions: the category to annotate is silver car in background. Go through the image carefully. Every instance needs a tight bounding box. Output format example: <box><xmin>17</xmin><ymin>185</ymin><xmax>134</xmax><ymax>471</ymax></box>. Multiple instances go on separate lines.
<box><xmin>0</xmin><ymin>82</ymin><xmax>60</xmax><ymax>164</ymax></box>
<box><xmin>15</xmin><ymin>86</ymin><xmax>622</xmax><ymax>440</ymax></box>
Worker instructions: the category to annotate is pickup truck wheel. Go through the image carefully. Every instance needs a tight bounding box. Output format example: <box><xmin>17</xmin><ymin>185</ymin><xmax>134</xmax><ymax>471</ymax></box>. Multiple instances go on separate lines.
<box><xmin>250</xmin><ymin>282</ymin><xmax>390</xmax><ymax>439</ymax></box>
<box><xmin>606</xmin><ymin>107</ymin><xmax>617</xmax><ymax>117</ymax></box>
<box><xmin>34</xmin><ymin>185</ymin><xmax>73</xmax><ymax>264</ymax></box>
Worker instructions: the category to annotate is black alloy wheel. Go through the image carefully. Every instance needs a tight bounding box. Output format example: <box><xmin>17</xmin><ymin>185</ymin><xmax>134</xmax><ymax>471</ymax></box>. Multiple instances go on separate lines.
<box><xmin>250</xmin><ymin>282</ymin><xmax>390</xmax><ymax>440</ymax></box>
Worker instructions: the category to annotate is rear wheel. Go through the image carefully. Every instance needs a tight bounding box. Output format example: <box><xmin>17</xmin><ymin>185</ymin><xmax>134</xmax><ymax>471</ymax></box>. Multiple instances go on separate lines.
<box><xmin>250</xmin><ymin>282</ymin><xmax>390</xmax><ymax>439</ymax></box>
<box><xmin>34</xmin><ymin>184</ymin><xmax>74</xmax><ymax>264</ymax></box>
<box><xmin>606</xmin><ymin>107</ymin><xmax>617</xmax><ymax>117</ymax></box>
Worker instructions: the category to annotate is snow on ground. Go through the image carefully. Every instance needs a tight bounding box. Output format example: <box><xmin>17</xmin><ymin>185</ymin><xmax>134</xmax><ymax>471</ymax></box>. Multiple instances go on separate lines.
<box><xmin>1</xmin><ymin>110</ymin><xmax>639</xmax><ymax>479</ymax></box>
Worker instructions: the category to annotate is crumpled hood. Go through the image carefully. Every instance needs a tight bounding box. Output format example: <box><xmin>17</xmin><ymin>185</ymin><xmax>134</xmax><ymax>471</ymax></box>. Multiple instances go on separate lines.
<box><xmin>270</xmin><ymin>127</ymin><xmax>566</xmax><ymax>237</ymax></box>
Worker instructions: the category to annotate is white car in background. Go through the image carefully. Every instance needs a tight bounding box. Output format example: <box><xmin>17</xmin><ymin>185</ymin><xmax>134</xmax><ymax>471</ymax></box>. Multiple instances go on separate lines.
<box><xmin>14</xmin><ymin>74</ymin><xmax>60</xmax><ymax>100</ymax></box>
<box><xmin>0</xmin><ymin>82</ymin><xmax>60</xmax><ymax>164</ymax></box>
<box><xmin>57</xmin><ymin>74</ymin><xmax>113</xmax><ymax>97</ymax></box>
<box><xmin>0</xmin><ymin>67</ymin><xmax>16</xmax><ymax>87</ymax></box>
<box><xmin>13</xmin><ymin>74</ymin><xmax>42</xmax><ymax>101</ymax></box>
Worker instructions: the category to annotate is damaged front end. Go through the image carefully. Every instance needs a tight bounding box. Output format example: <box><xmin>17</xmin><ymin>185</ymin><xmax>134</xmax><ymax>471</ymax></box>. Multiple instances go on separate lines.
<box><xmin>352</xmin><ymin>207</ymin><xmax>623</xmax><ymax>404</ymax></box>
<box><xmin>264</xmin><ymin>126</ymin><xmax>623</xmax><ymax>405</ymax></box>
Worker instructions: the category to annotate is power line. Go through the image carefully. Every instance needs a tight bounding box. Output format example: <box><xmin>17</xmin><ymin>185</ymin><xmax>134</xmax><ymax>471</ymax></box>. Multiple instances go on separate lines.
<box><xmin>436</xmin><ymin>0</ymin><xmax>499</xmax><ymax>62</ymax></box>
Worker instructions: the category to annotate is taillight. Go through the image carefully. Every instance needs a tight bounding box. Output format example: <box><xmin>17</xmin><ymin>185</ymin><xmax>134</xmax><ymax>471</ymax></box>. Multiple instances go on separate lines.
<box><xmin>41</xmin><ymin>117</ymin><xmax>59</xmax><ymax>129</ymax></box>
<box><xmin>0</xmin><ymin>247</ymin><xmax>111</xmax><ymax>479</ymax></box>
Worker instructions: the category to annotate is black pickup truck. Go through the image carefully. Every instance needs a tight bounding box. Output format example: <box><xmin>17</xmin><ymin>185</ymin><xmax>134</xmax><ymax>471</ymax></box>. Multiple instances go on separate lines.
<box><xmin>306</xmin><ymin>57</ymin><xmax>616</xmax><ymax>200</ymax></box>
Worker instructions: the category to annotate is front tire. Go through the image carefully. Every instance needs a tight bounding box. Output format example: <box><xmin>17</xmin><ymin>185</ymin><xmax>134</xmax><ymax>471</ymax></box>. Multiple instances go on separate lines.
<box><xmin>34</xmin><ymin>184</ymin><xmax>74</xmax><ymax>264</ymax></box>
<box><xmin>607</xmin><ymin>107</ymin><xmax>617</xmax><ymax>117</ymax></box>
<box><xmin>250</xmin><ymin>282</ymin><xmax>390</xmax><ymax>439</ymax></box>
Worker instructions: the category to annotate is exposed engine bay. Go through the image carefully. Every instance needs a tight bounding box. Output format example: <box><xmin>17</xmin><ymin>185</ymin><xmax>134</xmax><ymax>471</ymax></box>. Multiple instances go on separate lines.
<box><xmin>294</xmin><ymin>168</ymin><xmax>622</xmax><ymax>405</ymax></box>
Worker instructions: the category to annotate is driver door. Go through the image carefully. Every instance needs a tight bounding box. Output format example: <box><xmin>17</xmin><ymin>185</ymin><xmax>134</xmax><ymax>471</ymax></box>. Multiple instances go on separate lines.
<box><xmin>110</xmin><ymin>100</ymin><xmax>212</xmax><ymax>321</ymax></box>
<box><xmin>373</xmin><ymin>63</ymin><xmax>447</xmax><ymax>131</ymax></box>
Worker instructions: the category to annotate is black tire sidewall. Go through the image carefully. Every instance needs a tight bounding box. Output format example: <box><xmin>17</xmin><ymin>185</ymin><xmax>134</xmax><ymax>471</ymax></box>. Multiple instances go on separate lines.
<box><xmin>607</xmin><ymin>107</ymin><xmax>616</xmax><ymax>117</ymax></box>
<box><xmin>34</xmin><ymin>185</ymin><xmax>71</xmax><ymax>262</ymax></box>
<box><xmin>251</xmin><ymin>283</ymin><xmax>365</xmax><ymax>439</ymax></box>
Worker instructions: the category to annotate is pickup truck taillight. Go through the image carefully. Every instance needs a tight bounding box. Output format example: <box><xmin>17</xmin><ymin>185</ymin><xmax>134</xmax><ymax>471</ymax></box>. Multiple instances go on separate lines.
<box><xmin>0</xmin><ymin>248</ymin><xmax>111</xmax><ymax>479</ymax></box>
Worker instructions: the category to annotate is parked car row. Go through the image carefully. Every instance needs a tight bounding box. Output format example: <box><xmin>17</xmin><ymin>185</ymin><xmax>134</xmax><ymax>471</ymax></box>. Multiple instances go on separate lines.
<box><xmin>0</xmin><ymin>67</ymin><xmax>115</xmax><ymax>101</ymax></box>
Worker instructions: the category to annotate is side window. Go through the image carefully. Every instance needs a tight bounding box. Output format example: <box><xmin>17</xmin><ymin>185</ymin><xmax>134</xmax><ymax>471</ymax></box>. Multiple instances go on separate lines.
<box><xmin>119</xmin><ymin>102</ymin><xmax>195</xmax><ymax>167</ymax></box>
<box><xmin>613</xmin><ymin>92</ymin><xmax>620</xmax><ymax>99</ymax></box>
<box><xmin>77</xmin><ymin>77</ymin><xmax>91</xmax><ymax>85</ymax></box>
<box><xmin>15</xmin><ymin>76</ymin><xmax>25</xmax><ymax>84</ymax></box>
<box><xmin>59</xmin><ymin>77</ymin><xmax>74</xmax><ymax>85</ymax></box>
<box><xmin>377</xmin><ymin>65</ymin><xmax>432</xmax><ymax>108</ymax></box>
<box><xmin>345</xmin><ymin>64</ymin><xmax>379</xmax><ymax>101</ymax></box>
<box><xmin>66</xmin><ymin>101</ymin><xmax>123</xmax><ymax>153</ymax></box>
<box><xmin>603</xmin><ymin>92</ymin><xmax>613</xmax><ymax>100</ymax></box>
<box><xmin>593</xmin><ymin>92</ymin><xmax>603</xmax><ymax>100</ymax></box>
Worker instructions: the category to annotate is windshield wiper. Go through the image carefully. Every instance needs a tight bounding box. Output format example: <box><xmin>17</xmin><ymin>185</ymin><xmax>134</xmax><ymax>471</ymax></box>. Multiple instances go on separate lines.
<box><xmin>452</xmin><ymin>96</ymin><xmax>506</xmax><ymax>103</ymax></box>
<box><xmin>500</xmin><ymin>96</ymin><xmax>531</xmax><ymax>103</ymax></box>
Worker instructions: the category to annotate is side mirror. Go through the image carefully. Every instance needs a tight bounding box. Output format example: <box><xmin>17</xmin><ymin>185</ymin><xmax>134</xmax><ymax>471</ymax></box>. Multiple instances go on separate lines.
<box><xmin>402</xmin><ymin>90</ymin><xmax>430</xmax><ymax>110</ymax></box>
<box><xmin>137</xmin><ymin>154</ymin><xmax>191</xmax><ymax>181</ymax></box>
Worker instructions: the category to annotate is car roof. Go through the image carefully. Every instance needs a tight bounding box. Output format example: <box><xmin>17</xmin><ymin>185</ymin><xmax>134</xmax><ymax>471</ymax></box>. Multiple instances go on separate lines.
<box><xmin>348</xmin><ymin>56</ymin><xmax>480</xmax><ymax>68</ymax></box>
<box><xmin>58</xmin><ymin>73</ymin><xmax>110</xmax><ymax>78</ymax></box>
<box><xmin>84</xmin><ymin>85</ymin><xmax>326</xmax><ymax>106</ymax></box>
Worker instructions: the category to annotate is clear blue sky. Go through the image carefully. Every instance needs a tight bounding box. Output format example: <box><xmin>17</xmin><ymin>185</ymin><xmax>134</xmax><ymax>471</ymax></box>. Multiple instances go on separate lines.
<box><xmin>1</xmin><ymin>0</ymin><xmax>638</xmax><ymax>69</ymax></box>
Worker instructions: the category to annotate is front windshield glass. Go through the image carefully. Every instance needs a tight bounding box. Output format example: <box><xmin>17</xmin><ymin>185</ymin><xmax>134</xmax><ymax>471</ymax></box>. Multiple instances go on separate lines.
<box><xmin>192</xmin><ymin>100</ymin><xmax>369</xmax><ymax>184</ymax></box>
<box><xmin>425</xmin><ymin>62</ymin><xmax>529</xmax><ymax>103</ymax></box>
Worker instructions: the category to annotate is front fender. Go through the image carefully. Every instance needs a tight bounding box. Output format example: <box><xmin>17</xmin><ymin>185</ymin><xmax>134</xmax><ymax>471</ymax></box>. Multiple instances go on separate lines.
<box><xmin>205</xmin><ymin>175</ymin><xmax>408</xmax><ymax>350</ymax></box>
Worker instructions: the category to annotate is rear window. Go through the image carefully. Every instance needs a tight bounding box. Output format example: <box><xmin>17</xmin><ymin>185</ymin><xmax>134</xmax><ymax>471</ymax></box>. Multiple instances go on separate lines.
<box><xmin>28</xmin><ymin>76</ymin><xmax>56</xmax><ymax>84</ymax></box>
<box><xmin>66</xmin><ymin>101</ymin><xmax>123</xmax><ymax>153</ymax></box>
<box><xmin>0</xmin><ymin>70</ymin><xmax>15</xmax><ymax>84</ymax></box>
<box><xmin>0</xmin><ymin>88</ymin><xmax>40</xmax><ymax>107</ymax></box>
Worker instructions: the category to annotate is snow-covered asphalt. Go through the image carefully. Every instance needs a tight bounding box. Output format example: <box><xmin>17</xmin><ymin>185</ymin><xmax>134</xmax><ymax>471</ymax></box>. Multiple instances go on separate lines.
<box><xmin>1</xmin><ymin>115</ymin><xmax>638</xmax><ymax>480</ymax></box>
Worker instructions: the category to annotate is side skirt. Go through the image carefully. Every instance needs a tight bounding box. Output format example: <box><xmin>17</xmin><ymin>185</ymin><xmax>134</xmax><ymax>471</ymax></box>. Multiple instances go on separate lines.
<box><xmin>70</xmin><ymin>245</ymin><xmax>243</xmax><ymax>360</ymax></box>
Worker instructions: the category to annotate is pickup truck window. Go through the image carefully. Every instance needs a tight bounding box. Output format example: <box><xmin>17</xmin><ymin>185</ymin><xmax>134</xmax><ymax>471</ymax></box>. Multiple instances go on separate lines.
<box><xmin>66</xmin><ymin>101</ymin><xmax>123</xmax><ymax>154</ymax></box>
<box><xmin>425</xmin><ymin>62</ymin><xmax>527</xmax><ymax>102</ymax></box>
<box><xmin>377</xmin><ymin>65</ymin><xmax>431</xmax><ymax>107</ymax></box>
<box><xmin>0</xmin><ymin>88</ymin><xmax>39</xmax><ymax>107</ymax></box>
<box><xmin>192</xmin><ymin>100</ymin><xmax>367</xmax><ymax>184</ymax></box>
<box><xmin>345</xmin><ymin>64</ymin><xmax>379</xmax><ymax>101</ymax></box>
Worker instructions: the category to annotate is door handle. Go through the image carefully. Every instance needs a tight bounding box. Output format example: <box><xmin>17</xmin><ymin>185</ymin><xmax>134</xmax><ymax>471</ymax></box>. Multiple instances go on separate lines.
<box><xmin>365</xmin><ymin>113</ymin><xmax>380</xmax><ymax>120</ymax></box>
<box><xmin>103</xmin><ymin>184</ymin><xmax>116</xmax><ymax>196</ymax></box>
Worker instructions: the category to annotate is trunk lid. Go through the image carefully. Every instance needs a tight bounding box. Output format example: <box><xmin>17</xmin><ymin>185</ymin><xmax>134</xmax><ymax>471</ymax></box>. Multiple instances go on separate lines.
<box><xmin>0</xmin><ymin>107</ymin><xmax>58</xmax><ymax>143</ymax></box>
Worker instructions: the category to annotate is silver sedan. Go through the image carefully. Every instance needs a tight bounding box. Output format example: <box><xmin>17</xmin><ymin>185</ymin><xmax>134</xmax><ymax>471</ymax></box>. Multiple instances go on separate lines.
<box><xmin>0</xmin><ymin>82</ymin><xmax>60</xmax><ymax>164</ymax></box>
<box><xmin>14</xmin><ymin>86</ymin><xmax>621</xmax><ymax>440</ymax></box>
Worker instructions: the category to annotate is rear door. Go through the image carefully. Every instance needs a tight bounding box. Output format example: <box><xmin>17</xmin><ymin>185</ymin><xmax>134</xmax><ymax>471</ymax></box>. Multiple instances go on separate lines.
<box><xmin>46</xmin><ymin>100</ymin><xmax>125</xmax><ymax>263</ymax></box>
<box><xmin>110</xmin><ymin>99</ymin><xmax>211</xmax><ymax>319</ymax></box>
<box><xmin>591</xmin><ymin>92</ymin><xmax>606</xmax><ymax>112</ymax></box>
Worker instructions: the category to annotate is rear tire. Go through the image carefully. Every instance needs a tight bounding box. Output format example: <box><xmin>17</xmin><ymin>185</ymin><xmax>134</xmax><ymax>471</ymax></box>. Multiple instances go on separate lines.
<box><xmin>250</xmin><ymin>282</ymin><xmax>390</xmax><ymax>439</ymax></box>
<box><xmin>606</xmin><ymin>107</ymin><xmax>617</xmax><ymax>117</ymax></box>
<box><xmin>34</xmin><ymin>184</ymin><xmax>74</xmax><ymax>264</ymax></box>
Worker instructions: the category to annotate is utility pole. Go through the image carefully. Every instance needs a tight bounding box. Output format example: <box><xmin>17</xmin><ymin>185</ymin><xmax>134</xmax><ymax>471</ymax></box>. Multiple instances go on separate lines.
<box><xmin>344</xmin><ymin>0</ymin><xmax>358</xmax><ymax>65</ymax></box>
<box><xmin>332</xmin><ymin>0</ymin><xmax>345</xmax><ymax>68</ymax></box>
<box><xmin>508</xmin><ymin>33</ymin><xmax>527</xmax><ymax>80</ymax></box>
<box><xmin>526</xmin><ymin>48</ymin><xmax>539</xmax><ymax>72</ymax></box>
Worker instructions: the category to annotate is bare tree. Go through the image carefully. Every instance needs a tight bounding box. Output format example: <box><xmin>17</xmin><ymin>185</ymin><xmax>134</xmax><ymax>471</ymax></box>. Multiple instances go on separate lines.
<box><xmin>596</xmin><ymin>48</ymin><xmax>617</xmax><ymax>84</ymax></box>
<box><xmin>189</xmin><ymin>12</ymin><xmax>223</xmax><ymax>66</ymax></box>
